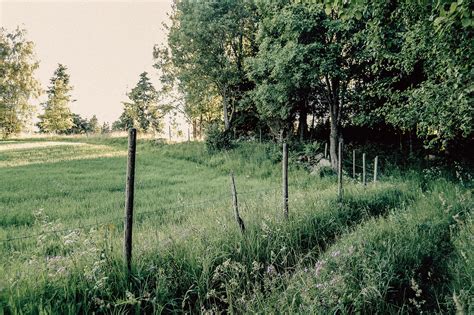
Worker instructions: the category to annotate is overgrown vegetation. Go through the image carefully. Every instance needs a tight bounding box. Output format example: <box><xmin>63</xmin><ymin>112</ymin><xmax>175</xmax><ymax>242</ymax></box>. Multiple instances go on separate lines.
<box><xmin>0</xmin><ymin>138</ymin><xmax>472</xmax><ymax>313</ymax></box>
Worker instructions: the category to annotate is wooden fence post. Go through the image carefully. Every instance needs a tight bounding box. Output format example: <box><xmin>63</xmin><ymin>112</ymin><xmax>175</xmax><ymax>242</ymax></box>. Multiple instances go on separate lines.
<box><xmin>188</xmin><ymin>128</ymin><xmax>190</xmax><ymax>142</ymax></box>
<box><xmin>324</xmin><ymin>142</ymin><xmax>328</xmax><ymax>159</ymax></box>
<box><xmin>352</xmin><ymin>149</ymin><xmax>356</xmax><ymax>179</ymax></box>
<box><xmin>124</xmin><ymin>128</ymin><xmax>137</xmax><ymax>275</ymax></box>
<box><xmin>338</xmin><ymin>140</ymin><xmax>343</xmax><ymax>201</ymax></box>
<box><xmin>230</xmin><ymin>173</ymin><xmax>245</xmax><ymax>233</ymax></box>
<box><xmin>362</xmin><ymin>153</ymin><xmax>366</xmax><ymax>186</ymax></box>
<box><xmin>282</xmin><ymin>143</ymin><xmax>289</xmax><ymax>219</ymax></box>
<box><xmin>374</xmin><ymin>156</ymin><xmax>378</xmax><ymax>183</ymax></box>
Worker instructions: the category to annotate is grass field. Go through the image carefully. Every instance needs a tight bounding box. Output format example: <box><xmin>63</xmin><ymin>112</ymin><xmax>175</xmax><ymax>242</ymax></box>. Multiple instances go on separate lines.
<box><xmin>0</xmin><ymin>136</ymin><xmax>472</xmax><ymax>314</ymax></box>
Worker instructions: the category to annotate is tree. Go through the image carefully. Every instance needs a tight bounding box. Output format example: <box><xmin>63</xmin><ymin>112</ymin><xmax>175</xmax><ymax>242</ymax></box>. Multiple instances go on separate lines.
<box><xmin>101</xmin><ymin>122</ymin><xmax>111</xmax><ymax>134</ymax></box>
<box><xmin>88</xmin><ymin>115</ymin><xmax>100</xmax><ymax>133</ymax></box>
<box><xmin>158</xmin><ymin>0</ymin><xmax>260</xmax><ymax>133</ymax></box>
<box><xmin>63</xmin><ymin>113</ymin><xmax>90</xmax><ymax>134</ymax></box>
<box><xmin>0</xmin><ymin>27</ymin><xmax>40</xmax><ymax>138</ymax></box>
<box><xmin>117</xmin><ymin>72</ymin><xmax>161</xmax><ymax>132</ymax></box>
<box><xmin>112</xmin><ymin>111</ymin><xmax>133</xmax><ymax>131</ymax></box>
<box><xmin>359</xmin><ymin>0</ymin><xmax>473</xmax><ymax>150</ymax></box>
<box><xmin>248</xmin><ymin>1</ymin><xmax>367</xmax><ymax>168</ymax></box>
<box><xmin>37</xmin><ymin>64</ymin><xmax>74</xmax><ymax>133</ymax></box>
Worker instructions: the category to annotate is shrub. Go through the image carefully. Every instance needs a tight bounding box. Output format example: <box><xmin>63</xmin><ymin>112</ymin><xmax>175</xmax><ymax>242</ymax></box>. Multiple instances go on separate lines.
<box><xmin>205</xmin><ymin>123</ymin><xmax>233</xmax><ymax>152</ymax></box>
<box><xmin>303</xmin><ymin>141</ymin><xmax>322</xmax><ymax>157</ymax></box>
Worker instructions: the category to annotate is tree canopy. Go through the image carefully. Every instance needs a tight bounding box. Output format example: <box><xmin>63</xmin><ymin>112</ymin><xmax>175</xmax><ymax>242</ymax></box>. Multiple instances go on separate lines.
<box><xmin>37</xmin><ymin>64</ymin><xmax>74</xmax><ymax>134</ymax></box>
<box><xmin>114</xmin><ymin>72</ymin><xmax>162</xmax><ymax>133</ymax></box>
<box><xmin>0</xmin><ymin>27</ymin><xmax>40</xmax><ymax>138</ymax></box>
<box><xmin>158</xmin><ymin>0</ymin><xmax>473</xmax><ymax>159</ymax></box>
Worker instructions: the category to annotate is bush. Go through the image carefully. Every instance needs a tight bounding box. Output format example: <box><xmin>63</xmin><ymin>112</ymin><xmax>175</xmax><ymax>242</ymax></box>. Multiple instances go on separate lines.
<box><xmin>205</xmin><ymin>123</ymin><xmax>233</xmax><ymax>152</ymax></box>
<box><xmin>303</xmin><ymin>141</ymin><xmax>322</xmax><ymax>157</ymax></box>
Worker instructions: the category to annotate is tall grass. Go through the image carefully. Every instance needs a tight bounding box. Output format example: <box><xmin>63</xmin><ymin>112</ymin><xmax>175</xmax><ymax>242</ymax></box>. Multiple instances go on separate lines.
<box><xmin>246</xmin><ymin>181</ymin><xmax>473</xmax><ymax>314</ymax></box>
<box><xmin>0</xmin><ymin>137</ymin><xmax>472</xmax><ymax>314</ymax></box>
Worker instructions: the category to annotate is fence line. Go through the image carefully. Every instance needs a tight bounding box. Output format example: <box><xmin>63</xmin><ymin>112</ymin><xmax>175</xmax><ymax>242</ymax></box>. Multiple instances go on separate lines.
<box><xmin>0</xmin><ymin>187</ymin><xmax>280</xmax><ymax>244</ymax></box>
<box><xmin>2</xmin><ymin>142</ymin><xmax>387</xmax><ymax>247</ymax></box>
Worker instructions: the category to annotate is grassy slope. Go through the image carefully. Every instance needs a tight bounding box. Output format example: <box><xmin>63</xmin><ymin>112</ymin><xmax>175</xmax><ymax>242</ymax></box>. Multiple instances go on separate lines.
<box><xmin>0</xmin><ymin>137</ymin><xmax>472</xmax><ymax>314</ymax></box>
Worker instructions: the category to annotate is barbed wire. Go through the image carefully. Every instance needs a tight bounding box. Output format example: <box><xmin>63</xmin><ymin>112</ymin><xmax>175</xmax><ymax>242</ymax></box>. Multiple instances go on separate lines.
<box><xmin>0</xmin><ymin>218</ymin><xmax>121</xmax><ymax>243</ymax></box>
<box><xmin>0</xmin><ymin>187</ymin><xmax>280</xmax><ymax>244</ymax></box>
<box><xmin>1</xmin><ymin>155</ymin><xmax>388</xmax><ymax>245</ymax></box>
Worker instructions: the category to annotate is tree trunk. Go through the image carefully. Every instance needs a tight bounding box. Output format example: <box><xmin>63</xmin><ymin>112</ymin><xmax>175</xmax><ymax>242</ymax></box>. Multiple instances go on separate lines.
<box><xmin>298</xmin><ymin>110</ymin><xmax>308</xmax><ymax>141</ymax></box>
<box><xmin>409</xmin><ymin>129</ymin><xmax>413</xmax><ymax>156</ymax></box>
<box><xmin>193</xmin><ymin>119</ymin><xmax>197</xmax><ymax>139</ymax></box>
<box><xmin>199</xmin><ymin>114</ymin><xmax>203</xmax><ymax>139</ymax></box>
<box><xmin>223</xmin><ymin>88</ymin><xmax>230</xmax><ymax>131</ymax></box>
<box><xmin>329</xmin><ymin>120</ymin><xmax>338</xmax><ymax>170</ymax></box>
<box><xmin>326</xmin><ymin>76</ymin><xmax>342</xmax><ymax>171</ymax></box>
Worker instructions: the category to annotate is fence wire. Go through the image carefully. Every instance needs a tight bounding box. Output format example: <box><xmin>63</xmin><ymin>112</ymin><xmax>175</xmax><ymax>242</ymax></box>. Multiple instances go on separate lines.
<box><xmin>0</xmin><ymin>187</ymin><xmax>280</xmax><ymax>244</ymax></box>
<box><xmin>1</xmin><ymin>147</ymin><xmax>387</xmax><ymax>244</ymax></box>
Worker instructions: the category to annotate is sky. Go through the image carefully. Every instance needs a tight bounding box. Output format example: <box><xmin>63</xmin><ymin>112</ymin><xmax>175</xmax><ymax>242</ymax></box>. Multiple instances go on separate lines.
<box><xmin>1</xmin><ymin>0</ymin><xmax>173</xmax><ymax>124</ymax></box>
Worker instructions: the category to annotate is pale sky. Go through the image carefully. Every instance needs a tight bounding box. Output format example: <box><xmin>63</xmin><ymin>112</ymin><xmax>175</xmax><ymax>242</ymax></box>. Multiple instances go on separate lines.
<box><xmin>1</xmin><ymin>0</ymin><xmax>173</xmax><ymax>124</ymax></box>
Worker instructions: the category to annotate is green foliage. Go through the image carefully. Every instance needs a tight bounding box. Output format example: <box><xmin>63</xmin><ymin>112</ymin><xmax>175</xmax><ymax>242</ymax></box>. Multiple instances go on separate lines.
<box><xmin>37</xmin><ymin>64</ymin><xmax>74</xmax><ymax>134</ymax></box>
<box><xmin>354</xmin><ymin>1</ymin><xmax>473</xmax><ymax>149</ymax></box>
<box><xmin>205</xmin><ymin>122</ymin><xmax>233</xmax><ymax>152</ymax></box>
<box><xmin>159</xmin><ymin>0</ymin><xmax>473</xmax><ymax>152</ymax></box>
<box><xmin>302</xmin><ymin>141</ymin><xmax>322</xmax><ymax>157</ymax></box>
<box><xmin>115</xmin><ymin>72</ymin><xmax>161</xmax><ymax>133</ymax></box>
<box><xmin>111</xmin><ymin>110</ymin><xmax>133</xmax><ymax>131</ymax></box>
<box><xmin>64</xmin><ymin>113</ymin><xmax>90</xmax><ymax>134</ymax></box>
<box><xmin>101</xmin><ymin>122</ymin><xmax>111</xmax><ymax>134</ymax></box>
<box><xmin>247</xmin><ymin>182</ymin><xmax>473</xmax><ymax>313</ymax></box>
<box><xmin>88</xmin><ymin>115</ymin><xmax>100</xmax><ymax>134</ymax></box>
<box><xmin>156</xmin><ymin>0</ymin><xmax>260</xmax><ymax>131</ymax></box>
<box><xmin>448</xmin><ymin>213</ymin><xmax>473</xmax><ymax>313</ymax></box>
<box><xmin>0</xmin><ymin>27</ymin><xmax>40</xmax><ymax>138</ymax></box>
<box><xmin>61</xmin><ymin>113</ymin><xmax>103</xmax><ymax>135</ymax></box>
<box><xmin>0</xmin><ymin>139</ymin><xmax>472</xmax><ymax>313</ymax></box>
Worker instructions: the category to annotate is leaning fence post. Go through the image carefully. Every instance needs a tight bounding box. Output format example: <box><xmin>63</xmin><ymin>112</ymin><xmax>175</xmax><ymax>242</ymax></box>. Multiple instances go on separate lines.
<box><xmin>124</xmin><ymin>128</ymin><xmax>137</xmax><ymax>275</ymax></box>
<box><xmin>352</xmin><ymin>149</ymin><xmax>356</xmax><ymax>179</ymax></box>
<box><xmin>362</xmin><ymin>153</ymin><xmax>366</xmax><ymax>186</ymax></box>
<box><xmin>373</xmin><ymin>156</ymin><xmax>378</xmax><ymax>183</ymax></box>
<box><xmin>338</xmin><ymin>140</ymin><xmax>343</xmax><ymax>201</ymax></box>
<box><xmin>282</xmin><ymin>142</ymin><xmax>289</xmax><ymax>219</ymax></box>
<box><xmin>230</xmin><ymin>173</ymin><xmax>245</xmax><ymax>234</ymax></box>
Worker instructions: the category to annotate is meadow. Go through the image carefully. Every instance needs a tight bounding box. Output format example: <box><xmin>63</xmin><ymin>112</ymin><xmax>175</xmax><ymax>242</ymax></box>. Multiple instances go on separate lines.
<box><xmin>0</xmin><ymin>136</ymin><xmax>472</xmax><ymax>314</ymax></box>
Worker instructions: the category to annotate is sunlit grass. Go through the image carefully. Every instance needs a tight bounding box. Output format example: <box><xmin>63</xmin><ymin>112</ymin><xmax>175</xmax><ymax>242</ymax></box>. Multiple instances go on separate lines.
<box><xmin>0</xmin><ymin>137</ymin><xmax>471</xmax><ymax>314</ymax></box>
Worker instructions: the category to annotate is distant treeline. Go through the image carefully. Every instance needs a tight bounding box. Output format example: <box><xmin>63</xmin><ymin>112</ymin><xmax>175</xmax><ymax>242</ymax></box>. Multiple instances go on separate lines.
<box><xmin>0</xmin><ymin>30</ymin><xmax>162</xmax><ymax>138</ymax></box>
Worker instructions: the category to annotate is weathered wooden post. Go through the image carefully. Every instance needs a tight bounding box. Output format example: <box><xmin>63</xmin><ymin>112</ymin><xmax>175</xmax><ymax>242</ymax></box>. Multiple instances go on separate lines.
<box><xmin>124</xmin><ymin>128</ymin><xmax>136</xmax><ymax>275</ymax></box>
<box><xmin>259</xmin><ymin>128</ymin><xmax>262</xmax><ymax>143</ymax></box>
<box><xmin>352</xmin><ymin>149</ymin><xmax>356</xmax><ymax>179</ymax></box>
<box><xmin>282</xmin><ymin>142</ymin><xmax>289</xmax><ymax>219</ymax></box>
<box><xmin>374</xmin><ymin>156</ymin><xmax>378</xmax><ymax>183</ymax></box>
<box><xmin>362</xmin><ymin>153</ymin><xmax>366</xmax><ymax>186</ymax></box>
<box><xmin>324</xmin><ymin>142</ymin><xmax>328</xmax><ymax>159</ymax></box>
<box><xmin>338</xmin><ymin>140</ymin><xmax>343</xmax><ymax>201</ymax></box>
<box><xmin>230</xmin><ymin>173</ymin><xmax>245</xmax><ymax>233</ymax></box>
<box><xmin>187</xmin><ymin>128</ymin><xmax>190</xmax><ymax>142</ymax></box>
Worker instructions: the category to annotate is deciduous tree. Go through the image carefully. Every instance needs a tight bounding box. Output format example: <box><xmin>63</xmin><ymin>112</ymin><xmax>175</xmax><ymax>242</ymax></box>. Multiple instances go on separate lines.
<box><xmin>0</xmin><ymin>27</ymin><xmax>40</xmax><ymax>138</ymax></box>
